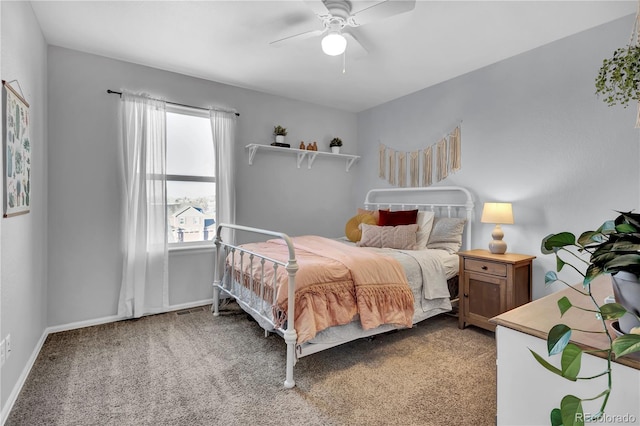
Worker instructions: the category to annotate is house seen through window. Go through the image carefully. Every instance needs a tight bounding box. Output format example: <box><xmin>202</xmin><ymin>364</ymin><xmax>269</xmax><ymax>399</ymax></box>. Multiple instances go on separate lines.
<box><xmin>166</xmin><ymin>108</ymin><xmax>216</xmax><ymax>244</ymax></box>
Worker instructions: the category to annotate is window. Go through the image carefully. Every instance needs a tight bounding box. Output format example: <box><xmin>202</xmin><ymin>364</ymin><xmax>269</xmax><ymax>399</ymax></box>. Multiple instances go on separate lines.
<box><xmin>166</xmin><ymin>107</ymin><xmax>216</xmax><ymax>244</ymax></box>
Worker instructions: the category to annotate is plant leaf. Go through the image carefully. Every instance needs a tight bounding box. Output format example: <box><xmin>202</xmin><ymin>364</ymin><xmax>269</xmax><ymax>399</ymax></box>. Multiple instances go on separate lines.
<box><xmin>610</xmin><ymin>240</ymin><xmax>640</xmax><ymax>252</ymax></box>
<box><xmin>560</xmin><ymin>343</ymin><xmax>582</xmax><ymax>381</ymax></box>
<box><xmin>543</xmin><ymin>232</ymin><xmax>576</xmax><ymax>253</ymax></box>
<box><xmin>599</xmin><ymin>220</ymin><xmax>617</xmax><ymax>235</ymax></box>
<box><xmin>550</xmin><ymin>408</ymin><xmax>563</xmax><ymax>426</ymax></box>
<box><xmin>599</xmin><ymin>303</ymin><xmax>626</xmax><ymax>320</ymax></box>
<box><xmin>545</xmin><ymin>271</ymin><xmax>559</xmax><ymax>285</ymax></box>
<box><xmin>530</xmin><ymin>349</ymin><xmax>563</xmax><ymax>377</ymax></box>
<box><xmin>548</xmin><ymin>324</ymin><xmax>572</xmax><ymax>355</ymax></box>
<box><xmin>604</xmin><ymin>254</ymin><xmax>640</xmax><ymax>270</ymax></box>
<box><xmin>618</xmin><ymin>211</ymin><xmax>640</xmax><ymax>229</ymax></box>
<box><xmin>557</xmin><ymin>296</ymin><xmax>573</xmax><ymax>317</ymax></box>
<box><xmin>584</xmin><ymin>263</ymin><xmax>605</xmax><ymax>285</ymax></box>
<box><xmin>578</xmin><ymin>230</ymin><xmax>602</xmax><ymax>246</ymax></box>
<box><xmin>561</xmin><ymin>395</ymin><xmax>584</xmax><ymax>426</ymax></box>
<box><xmin>616</xmin><ymin>223</ymin><xmax>637</xmax><ymax>233</ymax></box>
<box><xmin>612</xmin><ymin>334</ymin><xmax>640</xmax><ymax>358</ymax></box>
<box><xmin>541</xmin><ymin>234</ymin><xmax>556</xmax><ymax>254</ymax></box>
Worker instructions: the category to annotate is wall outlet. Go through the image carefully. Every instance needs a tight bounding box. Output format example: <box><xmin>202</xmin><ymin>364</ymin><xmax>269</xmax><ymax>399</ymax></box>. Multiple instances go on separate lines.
<box><xmin>0</xmin><ymin>339</ymin><xmax>5</xmax><ymax>366</ymax></box>
<box><xmin>5</xmin><ymin>334</ymin><xmax>11</xmax><ymax>359</ymax></box>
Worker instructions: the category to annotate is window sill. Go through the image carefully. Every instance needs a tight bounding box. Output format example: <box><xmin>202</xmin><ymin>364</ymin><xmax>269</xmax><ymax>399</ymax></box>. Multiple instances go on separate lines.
<box><xmin>168</xmin><ymin>242</ymin><xmax>216</xmax><ymax>254</ymax></box>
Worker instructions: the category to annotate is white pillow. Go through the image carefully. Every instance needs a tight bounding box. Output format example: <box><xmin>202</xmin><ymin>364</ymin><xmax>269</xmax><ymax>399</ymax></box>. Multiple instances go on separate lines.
<box><xmin>426</xmin><ymin>217</ymin><xmax>466</xmax><ymax>253</ymax></box>
<box><xmin>357</xmin><ymin>224</ymin><xmax>419</xmax><ymax>249</ymax></box>
<box><xmin>415</xmin><ymin>211</ymin><xmax>435</xmax><ymax>249</ymax></box>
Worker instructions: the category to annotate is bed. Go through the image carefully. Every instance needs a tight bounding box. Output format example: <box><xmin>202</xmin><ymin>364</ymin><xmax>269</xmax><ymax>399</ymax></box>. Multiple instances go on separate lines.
<box><xmin>212</xmin><ymin>186</ymin><xmax>474</xmax><ymax>388</ymax></box>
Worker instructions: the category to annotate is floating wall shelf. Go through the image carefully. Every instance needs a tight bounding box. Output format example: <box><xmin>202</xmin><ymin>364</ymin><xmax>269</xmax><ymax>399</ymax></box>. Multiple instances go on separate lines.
<box><xmin>246</xmin><ymin>144</ymin><xmax>360</xmax><ymax>172</ymax></box>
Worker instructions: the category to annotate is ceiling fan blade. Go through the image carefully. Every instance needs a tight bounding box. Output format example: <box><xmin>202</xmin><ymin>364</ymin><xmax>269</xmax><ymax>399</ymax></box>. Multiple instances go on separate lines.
<box><xmin>349</xmin><ymin>0</ymin><xmax>416</xmax><ymax>26</ymax></box>
<box><xmin>343</xmin><ymin>30</ymin><xmax>368</xmax><ymax>59</ymax></box>
<box><xmin>270</xmin><ymin>28</ymin><xmax>325</xmax><ymax>46</ymax></box>
<box><xmin>303</xmin><ymin>0</ymin><xmax>330</xmax><ymax>17</ymax></box>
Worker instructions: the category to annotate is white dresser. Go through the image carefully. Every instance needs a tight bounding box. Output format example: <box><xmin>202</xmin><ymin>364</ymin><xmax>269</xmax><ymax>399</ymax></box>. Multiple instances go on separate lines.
<box><xmin>492</xmin><ymin>276</ymin><xmax>640</xmax><ymax>426</ymax></box>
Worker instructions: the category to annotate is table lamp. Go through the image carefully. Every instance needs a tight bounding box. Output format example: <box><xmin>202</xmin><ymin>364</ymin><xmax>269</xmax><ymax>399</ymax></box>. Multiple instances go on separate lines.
<box><xmin>481</xmin><ymin>202</ymin><xmax>514</xmax><ymax>254</ymax></box>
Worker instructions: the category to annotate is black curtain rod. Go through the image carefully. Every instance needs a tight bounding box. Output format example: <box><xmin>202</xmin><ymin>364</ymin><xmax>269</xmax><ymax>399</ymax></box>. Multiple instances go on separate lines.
<box><xmin>106</xmin><ymin>90</ymin><xmax>240</xmax><ymax>117</ymax></box>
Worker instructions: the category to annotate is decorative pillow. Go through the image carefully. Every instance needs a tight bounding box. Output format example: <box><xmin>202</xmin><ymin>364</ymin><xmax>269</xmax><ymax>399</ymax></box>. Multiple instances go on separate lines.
<box><xmin>357</xmin><ymin>223</ymin><xmax>419</xmax><ymax>249</ymax></box>
<box><xmin>426</xmin><ymin>217</ymin><xmax>467</xmax><ymax>253</ymax></box>
<box><xmin>357</xmin><ymin>208</ymin><xmax>389</xmax><ymax>225</ymax></box>
<box><xmin>415</xmin><ymin>211</ymin><xmax>436</xmax><ymax>249</ymax></box>
<box><xmin>345</xmin><ymin>213</ymin><xmax>377</xmax><ymax>242</ymax></box>
<box><xmin>378</xmin><ymin>209</ymin><xmax>419</xmax><ymax>226</ymax></box>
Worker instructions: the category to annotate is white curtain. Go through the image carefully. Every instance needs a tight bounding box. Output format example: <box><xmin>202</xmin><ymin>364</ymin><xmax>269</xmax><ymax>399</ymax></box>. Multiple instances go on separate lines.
<box><xmin>118</xmin><ymin>92</ymin><xmax>168</xmax><ymax>318</ymax></box>
<box><xmin>210</xmin><ymin>110</ymin><xmax>237</xmax><ymax>243</ymax></box>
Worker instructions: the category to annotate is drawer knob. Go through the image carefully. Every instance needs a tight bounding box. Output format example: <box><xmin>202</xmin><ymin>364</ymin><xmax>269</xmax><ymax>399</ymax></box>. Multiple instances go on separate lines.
<box><xmin>481</xmin><ymin>265</ymin><xmax>488</xmax><ymax>270</ymax></box>
<box><xmin>464</xmin><ymin>293</ymin><xmax>469</xmax><ymax>298</ymax></box>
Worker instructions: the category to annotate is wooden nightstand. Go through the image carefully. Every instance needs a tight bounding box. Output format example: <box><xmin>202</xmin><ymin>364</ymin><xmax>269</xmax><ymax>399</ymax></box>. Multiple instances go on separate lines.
<box><xmin>458</xmin><ymin>249</ymin><xmax>535</xmax><ymax>331</ymax></box>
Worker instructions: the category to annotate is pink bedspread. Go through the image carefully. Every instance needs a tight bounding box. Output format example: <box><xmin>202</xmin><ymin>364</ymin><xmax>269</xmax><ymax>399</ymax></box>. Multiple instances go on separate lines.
<box><xmin>227</xmin><ymin>235</ymin><xmax>414</xmax><ymax>343</ymax></box>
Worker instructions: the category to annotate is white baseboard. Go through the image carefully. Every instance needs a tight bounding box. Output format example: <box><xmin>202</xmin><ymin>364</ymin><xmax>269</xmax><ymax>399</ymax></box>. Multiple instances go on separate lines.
<box><xmin>1</xmin><ymin>298</ymin><xmax>214</xmax><ymax>425</ymax></box>
<box><xmin>166</xmin><ymin>298</ymin><xmax>214</xmax><ymax>313</ymax></box>
<box><xmin>1</xmin><ymin>329</ymin><xmax>47</xmax><ymax>426</ymax></box>
<box><xmin>46</xmin><ymin>313</ymin><xmax>128</xmax><ymax>334</ymax></box>
<box><xmin>46</xmin><ymin>299</ymin><xmax>213</xmax><ymax>334</ymax></box>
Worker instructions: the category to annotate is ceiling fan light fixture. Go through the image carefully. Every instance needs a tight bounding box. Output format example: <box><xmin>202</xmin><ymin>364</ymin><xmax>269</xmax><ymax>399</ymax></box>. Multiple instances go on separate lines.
<box><xmin>321</xmin><ymin>32</ymin><xmax>347</xmax><ymax>56</ymax></box>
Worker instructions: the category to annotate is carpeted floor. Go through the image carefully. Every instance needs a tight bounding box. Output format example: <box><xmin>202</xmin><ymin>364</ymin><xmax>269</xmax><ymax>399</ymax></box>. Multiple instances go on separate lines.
<box><xmin>7</xmin><ymin>302</ymin><xmax>496</xmax><ymax>426</ymax></box>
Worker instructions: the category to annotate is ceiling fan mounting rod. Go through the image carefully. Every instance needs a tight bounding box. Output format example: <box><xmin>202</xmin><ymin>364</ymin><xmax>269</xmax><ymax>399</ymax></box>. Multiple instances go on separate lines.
<box><xmin>323</xmin><ymin>0</ymin><xmax>352</xmax><ymax>21</ymax></box>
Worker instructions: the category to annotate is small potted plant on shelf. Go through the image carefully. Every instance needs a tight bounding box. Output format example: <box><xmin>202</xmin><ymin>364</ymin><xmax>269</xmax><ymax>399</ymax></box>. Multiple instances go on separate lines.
<box><xmin>272</xmin><ymin>125</ymin><xmax>289</xmax><ymax>147</ymax></box>
<box><xmin>329</xmin><ymin>137</ymin><xmax>342</xmax><ymax>154</ymax></box>
<box><xmin>533</xmin><ymin>211</ymin><xmax>640</xmax><ymax>425</ymax></box>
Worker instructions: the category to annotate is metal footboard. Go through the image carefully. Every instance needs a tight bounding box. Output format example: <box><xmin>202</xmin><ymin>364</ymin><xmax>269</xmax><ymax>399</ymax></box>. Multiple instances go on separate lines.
<box><xmin>212</xmin><ymin>223</ymin><xmax>299</xmax><ymax>388</ymax></box>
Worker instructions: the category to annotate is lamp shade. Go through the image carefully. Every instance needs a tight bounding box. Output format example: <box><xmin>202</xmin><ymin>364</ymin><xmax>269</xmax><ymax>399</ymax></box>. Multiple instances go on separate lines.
<box><xmin>481</xmin><ymin>202</ymin><xmax>514</xmax><ymax>225</ymax></box>
<box><xmin>321</xmin><ymin>32</ymin><xmax>347</xmax><ymax>56</ymax></box>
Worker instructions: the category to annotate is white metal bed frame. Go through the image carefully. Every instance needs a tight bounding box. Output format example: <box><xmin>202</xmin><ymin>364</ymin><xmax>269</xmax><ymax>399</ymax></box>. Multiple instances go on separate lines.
<box><xmin>212</xmin><ymin>186</ymin><xmax>474</xmax><ymax>388</ymax></box>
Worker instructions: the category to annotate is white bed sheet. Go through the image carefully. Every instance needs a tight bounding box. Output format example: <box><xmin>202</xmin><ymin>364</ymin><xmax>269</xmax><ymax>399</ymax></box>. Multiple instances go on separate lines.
<box><xmin>336</xmin><ymin>237</ymin><xmax>458</xmax><ymax>279</ymax></box>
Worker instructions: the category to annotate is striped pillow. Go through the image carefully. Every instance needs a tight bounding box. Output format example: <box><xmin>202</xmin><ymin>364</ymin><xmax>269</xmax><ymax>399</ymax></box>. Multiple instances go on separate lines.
<box><xmin>357</xmin><ymin>224</ymin><xmax>419</xmax><ymax>249</ymax></box>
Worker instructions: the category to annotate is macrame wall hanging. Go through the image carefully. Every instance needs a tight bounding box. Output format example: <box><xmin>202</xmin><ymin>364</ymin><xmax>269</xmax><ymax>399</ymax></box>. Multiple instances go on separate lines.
<box><xmin>436</xmin><ymin>138</ymin><xmax>447</xmax><ymax>182</ymax></box>
<box><xmin>409</xmin><ymin>151</ymin><xmax>419</xmax><ymax>187</ymax></box>
<box><xmin>388</xmin><ymin>149</ymin><xmax>396</xmax><ymax>186</ymax></box>
<box><xmin>379</xmin><ymin>125</ymin><xmax>462</xmax><ymax>188</ymax></box>
<box><xmin>422</xmin><ymin>146</ymin><xmax>432</xmax><ymax>187</ymax></box>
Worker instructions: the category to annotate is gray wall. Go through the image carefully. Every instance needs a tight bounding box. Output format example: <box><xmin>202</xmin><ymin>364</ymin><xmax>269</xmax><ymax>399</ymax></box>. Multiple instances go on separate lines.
<box><xmin>46</xmin><ymin>46</ymin><xmax>358</xmax><ymax>327</ymax></box>
<box><xmin>356</xmin><ymin>14</ymin><xmax>639</xmax><ymax>299</ymax></box>
<box><xmin>0</xmin><ymin>0</ymin><xmax>48</xmax><ymax>415</ymax></box>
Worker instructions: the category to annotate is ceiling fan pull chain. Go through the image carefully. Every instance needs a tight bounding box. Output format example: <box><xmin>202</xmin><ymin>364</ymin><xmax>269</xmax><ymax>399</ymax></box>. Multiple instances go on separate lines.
<box><xmin>342</xmin><ymin>50</ymin><xmax>347</xmax><ymax>74</ymax></box>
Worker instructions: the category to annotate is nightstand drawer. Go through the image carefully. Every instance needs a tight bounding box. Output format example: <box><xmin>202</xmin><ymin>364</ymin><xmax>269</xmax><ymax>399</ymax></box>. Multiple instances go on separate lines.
<box><xmin>464</xmin><ymin>258</ymin><xmax>507</xmax><ymax>277</ymax></box>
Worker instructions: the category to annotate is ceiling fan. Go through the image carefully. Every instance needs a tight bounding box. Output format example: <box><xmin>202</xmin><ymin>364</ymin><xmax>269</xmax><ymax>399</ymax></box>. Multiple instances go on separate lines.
<box><xmin>270</xmin><ymin>0</ymin><xmax>416</xmax><ymax>57</ymax></box>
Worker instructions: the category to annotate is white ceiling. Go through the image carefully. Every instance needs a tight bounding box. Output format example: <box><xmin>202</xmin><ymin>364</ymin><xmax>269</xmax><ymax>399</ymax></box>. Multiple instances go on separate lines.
<box><xmin>30</xmin><ymin>0</ymin><xmax>637</xmax><ymax>112</ymax></box>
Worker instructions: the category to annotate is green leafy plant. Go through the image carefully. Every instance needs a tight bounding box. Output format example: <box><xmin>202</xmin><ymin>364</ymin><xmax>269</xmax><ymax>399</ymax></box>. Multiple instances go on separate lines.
<box><xmin>329</xmin><ymin>137</ymin><xmax>343</xmax><ymax>147</ymax></box>
<box><xmin>535</xmin><ymin>211</ymin><xmax>640</xmax><ymax>426</ymax></box>
<box><xmin>595</xmin><ymin>44</ymin><xmax>640</xmax><ymax>107</ymax></box>
<box><xmin>273</xmin><ymin>125</ymin><xmax>287</xmax><ymax>136</ymax></box>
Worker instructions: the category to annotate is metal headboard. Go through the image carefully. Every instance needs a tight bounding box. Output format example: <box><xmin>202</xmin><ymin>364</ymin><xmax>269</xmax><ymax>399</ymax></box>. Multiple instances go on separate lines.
<box><xmin>363</xmin><ymin>186</ymin><xmax>475</xmax><ymax>251</ymax></box>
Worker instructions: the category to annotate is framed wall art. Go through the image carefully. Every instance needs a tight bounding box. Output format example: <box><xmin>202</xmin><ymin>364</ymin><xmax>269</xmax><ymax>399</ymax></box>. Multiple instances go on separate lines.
<box><xmin>3</xmin><ymin>80</ymin><xmax>31</xmax><ymax>217</ymax></box>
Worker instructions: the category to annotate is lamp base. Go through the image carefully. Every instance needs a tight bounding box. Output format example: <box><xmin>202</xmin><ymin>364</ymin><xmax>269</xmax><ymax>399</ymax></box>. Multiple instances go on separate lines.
<box><xmin>488</xmin><ymin>240</ymin><xmax>507</xmax><ymax>254</ymax></box>
<box><xmin>488</xmin><ymin>224</ymin><xmax>507</xmax><ymax>254</ymax></box>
